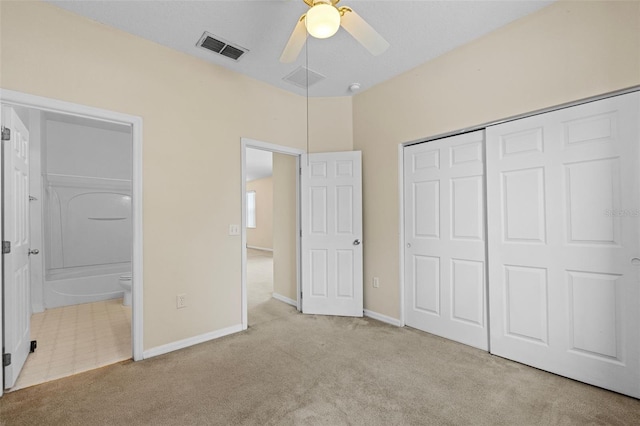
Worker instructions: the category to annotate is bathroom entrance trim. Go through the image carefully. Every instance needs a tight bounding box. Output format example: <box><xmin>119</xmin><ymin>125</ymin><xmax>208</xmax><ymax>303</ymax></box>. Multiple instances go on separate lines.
<box><xmin>0</xmin><ymin>89</ymin><xmax>144</xmax><ymax>365</ymax></box>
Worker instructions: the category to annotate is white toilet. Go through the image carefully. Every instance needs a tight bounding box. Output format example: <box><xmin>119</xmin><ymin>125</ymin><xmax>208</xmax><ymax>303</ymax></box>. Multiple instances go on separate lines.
<box><xmin>119</xmin><ymin>274</ymin><xmax>132</xmax><ymax>306</ymax></box>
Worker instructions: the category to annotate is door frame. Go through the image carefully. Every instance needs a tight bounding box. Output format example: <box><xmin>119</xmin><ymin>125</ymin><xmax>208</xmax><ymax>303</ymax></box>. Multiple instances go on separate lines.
<box><xmin>398</xmin><ymin>85</ymin><xmax>640</xmax><ymax>329</ymax></box>
<box><xmin>240</xmin><ymin>138</ymin><xmax>304</xmax><ymax>330</ymax></box>
<box><xmin>0</xmin><ymin>89</ymin><xmax>144</xmax><ymax>395</ymax></box>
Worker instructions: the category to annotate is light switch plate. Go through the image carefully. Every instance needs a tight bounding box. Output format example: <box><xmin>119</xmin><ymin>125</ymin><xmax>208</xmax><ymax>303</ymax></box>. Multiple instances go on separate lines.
<box><xmin>229</xmin><ymin>224</ymin><xmax>240</xmax><ymax>235</ymax></box>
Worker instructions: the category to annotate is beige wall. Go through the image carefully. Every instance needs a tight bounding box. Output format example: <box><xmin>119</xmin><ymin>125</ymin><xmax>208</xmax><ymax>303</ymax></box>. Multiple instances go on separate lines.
<box><xmin>353</xmin><ymin>0</ymin><xmax>640</xmax><ymax>319</ymax></box>
<box><xmin>308</xmin><ymin>97</ymin><xmax>353</xmax><ymax>153</ymax></box>
<box><xmin>246</xmin><ymin>177</ymin><xmax>273</xmax><ymax>250</ymax></box>
<box><xmin>4</xmin><ymin>0</ymin><xmax>637</xmax><ymax>349</ymax></box>
<box><xmin>0</xmin><ymin>1</ymin><xmax>353</xmax><ymax>350</ymax></box>
<box><xmin>272</xmin><ymin>153</ymin><xmax>298</xmax><ymax>301</ymax></box>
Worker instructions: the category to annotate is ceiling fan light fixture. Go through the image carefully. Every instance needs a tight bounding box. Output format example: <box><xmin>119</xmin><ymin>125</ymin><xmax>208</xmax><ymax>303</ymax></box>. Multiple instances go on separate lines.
<box><xmin>305</xmin><ymin>2</ymin><xmax>341</xmax><ymax>39</ymax></box>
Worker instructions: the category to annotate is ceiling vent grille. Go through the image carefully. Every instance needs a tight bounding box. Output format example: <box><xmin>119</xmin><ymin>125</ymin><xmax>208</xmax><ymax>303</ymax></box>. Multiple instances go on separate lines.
<box><xmin>283</xmin><ymin>66</ymin><xmax>326</xmax><ymax>89</ymax></box>
<box><xmin>197</xmin><ymin>32</ymin><xmax>248</xmax><ymax>61</ymax></box>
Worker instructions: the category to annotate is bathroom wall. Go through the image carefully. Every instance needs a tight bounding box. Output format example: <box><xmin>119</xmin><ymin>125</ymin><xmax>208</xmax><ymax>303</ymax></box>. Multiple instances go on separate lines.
<box><xmin>46</xmin><ymin>118</ymin><xmax>132</xmax><ymax>179</ymax></box>
<box><xmin>42</xmin><ymin>116</ymin><xmax>133</xmax><ymax>308</ymax></box>
<box><xmin>246</xmin><ymin>176</ymin><xmax>273</xmax><ymax>251</ymax></box>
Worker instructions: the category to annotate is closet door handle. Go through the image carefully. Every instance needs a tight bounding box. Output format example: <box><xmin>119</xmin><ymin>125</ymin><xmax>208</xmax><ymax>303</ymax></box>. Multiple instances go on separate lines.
<box><xmin>353</xmin><ymin>239</ymin><xmax>361</xmax><ymax>246</ymax></box>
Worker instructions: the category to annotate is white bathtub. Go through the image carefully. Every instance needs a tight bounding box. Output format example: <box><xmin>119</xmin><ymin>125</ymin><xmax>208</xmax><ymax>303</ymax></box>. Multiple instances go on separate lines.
<box><xmin>43</xmin><ymin>174</ymin><xmax>132</xmax><ymax>308</ymax></box>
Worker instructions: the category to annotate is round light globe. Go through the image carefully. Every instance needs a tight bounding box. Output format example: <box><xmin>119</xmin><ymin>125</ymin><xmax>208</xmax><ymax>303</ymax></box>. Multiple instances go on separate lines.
<box><xmin>305</xmin><ymin>3</ymin><xmax>340</xmax><ymax>39</ymax></box>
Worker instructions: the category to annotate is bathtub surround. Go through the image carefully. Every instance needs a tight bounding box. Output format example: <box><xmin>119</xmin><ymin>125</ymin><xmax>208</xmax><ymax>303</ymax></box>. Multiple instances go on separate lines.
<box><xmin>40</xmin><ymin>116</ymin><xmax>133</xmax><ymax>309</ymax></box>
<box><xmin>26</xmin><ymin>109</ymin><xmax>134</xmax><ymax>311</ymax></box>
<box><xmin>42</xmin><ymin>173</ymin><xmax>132</xmax><ymax>307</ymax></box>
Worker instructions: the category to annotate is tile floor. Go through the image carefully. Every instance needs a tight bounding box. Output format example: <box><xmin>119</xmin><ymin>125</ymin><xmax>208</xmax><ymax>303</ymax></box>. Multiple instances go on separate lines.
<box><xmin>11</xmin><ymin>298</ymin><xmax>132</xmax><ymax>391</ymax></box>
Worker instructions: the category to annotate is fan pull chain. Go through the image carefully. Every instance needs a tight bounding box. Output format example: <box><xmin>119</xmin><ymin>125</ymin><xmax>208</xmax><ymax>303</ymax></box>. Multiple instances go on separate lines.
<box><xmin>305</xmin><ymin>34</ymin><xmax>310</xmax><ymax>165</ymax></box>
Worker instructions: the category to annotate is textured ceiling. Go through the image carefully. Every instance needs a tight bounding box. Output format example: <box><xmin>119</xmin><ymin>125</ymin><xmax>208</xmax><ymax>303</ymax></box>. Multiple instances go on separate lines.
<box><xmin>47</xmin><ymin>0</ymin><xmax>554</xmax><ymax>97</ymax></box>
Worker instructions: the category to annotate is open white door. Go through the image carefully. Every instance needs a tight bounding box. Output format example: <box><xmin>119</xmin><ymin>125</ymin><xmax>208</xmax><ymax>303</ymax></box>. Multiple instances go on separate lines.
<box><xmin>301</xmin><ymin>151</ymin><xmax>363</xmax><ymax>316</ymax></box>
<box><xmin>1</xmin><ymin>105</ymin><xmax>31</xmax><ymax>389</ymax></box>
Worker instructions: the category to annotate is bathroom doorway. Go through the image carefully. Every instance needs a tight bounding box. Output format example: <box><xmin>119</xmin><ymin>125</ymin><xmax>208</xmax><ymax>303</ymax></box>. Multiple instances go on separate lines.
<box><xmin>1</xmin><ymin>89</ymin><xmax>143</xmax><ymax>395</ymax></box>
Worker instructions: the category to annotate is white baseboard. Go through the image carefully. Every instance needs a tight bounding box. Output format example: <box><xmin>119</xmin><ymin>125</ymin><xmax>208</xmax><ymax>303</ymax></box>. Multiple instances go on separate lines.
<box><xmin>142</xmin><ymin>324</ymin><xmax>243</xmax><ymax>359</ymax></box>
<box><xmin>246</xmin><ymin>245</ymin><xmax>273</xmax><ymax>252</ymax></box>
<box><xmin>272</xmin><ymin>292</ymin><xmax>297</xmax><ymax>307</ymax></box>
<box><xmin>364</xmin><ymin>309</ymin><xmax>403</xmax><ymax>327</ymax></box>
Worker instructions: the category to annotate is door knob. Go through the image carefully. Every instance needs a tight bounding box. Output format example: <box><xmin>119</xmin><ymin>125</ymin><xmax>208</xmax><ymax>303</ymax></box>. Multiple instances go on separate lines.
<box><xmin>407</xmin><ymin>243</ymin><xmax>411</xmax><ymax>248</ymax></box>
<box><xmin>353</xmin><ymin>239</ymin><xmax>361</xmax><ymax>246</ymax></box>
<box><xmin>632</xmin><ymin>258</ymin><xmax>640</xmax><ymax>266</ymax></box>
<box><xmin>28</xmin><ymin>249</ymin><xmax>39</xmax><ymax>255</ymax></box>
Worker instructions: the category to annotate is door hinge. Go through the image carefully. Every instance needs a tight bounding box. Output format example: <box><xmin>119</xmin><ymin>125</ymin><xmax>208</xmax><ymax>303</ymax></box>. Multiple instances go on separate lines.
<box><xmin>299</xmin><ymin>168</ymin><xmax>302</xmax><ymax>175</ymax></box>
<box><xmin>300</xmin><ymin>291</ymin><xmax>303</xmax><ymax>300</ymax></box>
<box><xmin>2</xmin><ymin>241</ymin><xmax>10</xmax><ymax>254</ymax></box>
<box><xmin>2</xmin><ymin>353</ymin><xmax>11</xmax><ymax>367</ymax></box>
<box><xmin>1</xmin><ymin>126</ymin><xmax>10</xmax><ymax>141</ymax></box>
<box><xmin>30</xmin><ymin>340</ymin><xmax>38</xmax><ymax>353</ymax></box>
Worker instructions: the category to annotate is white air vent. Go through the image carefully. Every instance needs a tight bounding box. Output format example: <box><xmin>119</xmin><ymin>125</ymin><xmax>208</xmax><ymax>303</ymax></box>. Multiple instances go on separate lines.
<box><xmin>283</xmin><ymin>66</ymin><xmax>326</xmax><ymax>89</ymax></box>
<box><xmin>197</xmin><ymin>32</ymin><xmax>248</xmax><ymax>61</ymax></box>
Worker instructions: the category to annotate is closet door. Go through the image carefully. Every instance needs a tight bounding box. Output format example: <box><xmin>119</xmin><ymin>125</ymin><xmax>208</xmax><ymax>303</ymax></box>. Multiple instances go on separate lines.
<box><xmin>486</xmin><ymin>92</ymin><xmax>640</xmax><ymax>398</ymax></box>
<box><xmin>404</xmin><ymin>130</ymin><xmax>488</xmax><ymax>350</ymax></box>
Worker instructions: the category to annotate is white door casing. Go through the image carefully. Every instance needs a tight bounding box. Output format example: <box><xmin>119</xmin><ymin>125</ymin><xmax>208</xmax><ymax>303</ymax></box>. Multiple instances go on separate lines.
<box><xmin>404</xmin><ymin>131</ymin><xmax>488</xmax><ymax>350</ymax></box>
<box><xmin>0</xmin><ymin>89</ymin><xmax>144</xmax><ymax>364</ymax></box>
<box><xmin>2</xmin><ymin>106</ymin><xmax>31</xmax><ymax>389</ymax></box>
<box><xmin>486</xmin><ymin>92</ymin><xmax>640</xmax><ymax>398</ymax></box>
<box><xmin>301</xmin><ymin>151</ymin><xmax>363</xmax><ymax>316</ymax></box>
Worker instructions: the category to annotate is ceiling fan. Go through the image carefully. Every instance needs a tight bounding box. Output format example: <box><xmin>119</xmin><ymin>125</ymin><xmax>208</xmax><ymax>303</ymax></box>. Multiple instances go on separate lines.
<box><xmin>280</xmin><ymin>0</ymin><xmax>390</xmax><ymax>63</ymax></box>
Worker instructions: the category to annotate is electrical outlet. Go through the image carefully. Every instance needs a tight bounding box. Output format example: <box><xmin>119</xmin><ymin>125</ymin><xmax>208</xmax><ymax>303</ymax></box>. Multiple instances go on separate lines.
<box><xmin>177</xmin><ymin>293</ymin><xmax>187</xmax><ymax>309</ymax></box>
<box><xmin>373</xmin><ymin>277</ymin><xmax>380</xmax><ymax>288</ymax></box>
<box><xmin>229</xmin><ymin>224</ymin><xmax>240</xmax><ymax>236</ymax></box>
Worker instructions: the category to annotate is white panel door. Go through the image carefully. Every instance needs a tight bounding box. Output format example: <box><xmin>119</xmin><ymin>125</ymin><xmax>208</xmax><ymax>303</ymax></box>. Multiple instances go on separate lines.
<box><xmin>486</xmin><ymin>92</ymin><xmax>640</xmax><ymax>398</ymax></box>
<box><xmin>404</xmin><ymin>130</ymin><xmax>488</xmax><ymax>350</ymax></box>
<box><xmin>301</xmin><ymin>151</ymin><xmax>363</xmax><ymax>316</ymax></box>
<box><xmin>2</xmin><ymin>106</ymin><xmax>31</xmax><ymax>389</ymax></box>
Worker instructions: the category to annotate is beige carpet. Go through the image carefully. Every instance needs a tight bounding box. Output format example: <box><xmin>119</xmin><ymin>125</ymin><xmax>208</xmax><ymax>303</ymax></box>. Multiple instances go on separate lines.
<box><xmin>2</xmin><ymin>253</ymin><xmax>640</xmax><ymax>424</ymax></box>
<box><xmin>247</xmin><ymin>249</ymin><xmax>275</xmax><ymax>310</ymax></box>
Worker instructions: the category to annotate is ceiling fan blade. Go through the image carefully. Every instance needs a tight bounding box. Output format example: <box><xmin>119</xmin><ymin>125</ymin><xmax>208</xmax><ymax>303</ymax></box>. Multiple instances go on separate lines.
<box><xmin>280</xmin><ymin>14</ymin><xmax>307</xmax><ymax>63</ymax></box>
<box><xmin>340</xmin><ymin>8</ymin><xmax>389</xmax><ymax>56</ymax></box>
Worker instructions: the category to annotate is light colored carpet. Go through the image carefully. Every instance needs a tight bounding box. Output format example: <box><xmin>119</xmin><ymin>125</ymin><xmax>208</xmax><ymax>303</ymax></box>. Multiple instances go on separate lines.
<box><xmin>247</xmin><ymin>249</ymin><xmax>274</xmax><ymax>310</ymax></box>
<box><xmin>2</xmin><ymin>252</ymin><xmax>640</xmax><ymax>424</ymax></box>
<box><xmin>247</xmin><ymin>248</ymin><xmax>284</xmax><ymax>328</ymax></box>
